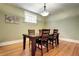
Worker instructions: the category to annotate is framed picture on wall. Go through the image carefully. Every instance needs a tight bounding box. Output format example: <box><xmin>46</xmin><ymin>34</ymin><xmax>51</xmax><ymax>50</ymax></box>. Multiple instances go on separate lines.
<box><xmin>5</xmin><ymin>14</ymin><xmax>20</xmax><ymax>24</ymax></box>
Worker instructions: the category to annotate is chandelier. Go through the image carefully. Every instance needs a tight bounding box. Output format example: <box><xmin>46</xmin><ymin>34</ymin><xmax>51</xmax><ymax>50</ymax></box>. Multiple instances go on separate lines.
<box><xmin>41</xmin><ymin>3</ymin><xmax>49</xmax><ymax>16</ymax></box>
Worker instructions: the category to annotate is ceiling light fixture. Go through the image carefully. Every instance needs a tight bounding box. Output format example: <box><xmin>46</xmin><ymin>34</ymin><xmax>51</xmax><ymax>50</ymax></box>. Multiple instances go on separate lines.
<box><xmin>41</xmin><ymin>3</ymin><xmax>49</xmax><ymax>16</ymax></box>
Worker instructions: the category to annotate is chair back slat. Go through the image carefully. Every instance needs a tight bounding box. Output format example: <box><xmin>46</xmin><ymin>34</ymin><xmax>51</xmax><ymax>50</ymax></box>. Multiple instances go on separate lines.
<box><xmin>28</xmin><ymin>29</ymin><xmax>35</xmax><ymax>36</ymax></box>
<box><xmin>39</xmin><ymin>29</ymin><xmax>50</xmax><ymax>41</ymax></box>
<box><xmin>53</xmin><ymin>29</ymin><xmax>58</xmax><ymax>39</ymax></box>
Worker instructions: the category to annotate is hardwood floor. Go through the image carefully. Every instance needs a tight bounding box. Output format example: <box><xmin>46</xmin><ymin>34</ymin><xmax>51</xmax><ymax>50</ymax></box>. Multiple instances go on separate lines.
<box><xmin>0</xmin><ymin>40</ymin><xmax>79</xmax><ymax>56</ymax></box>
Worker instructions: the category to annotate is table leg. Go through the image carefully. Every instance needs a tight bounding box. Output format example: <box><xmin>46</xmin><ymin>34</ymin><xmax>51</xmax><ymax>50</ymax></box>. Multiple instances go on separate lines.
<box><xmin>31</xmin><ymin>37</ymin><xmax>36</xmax><ymax>56</ymax></box>
<box><xmin>23</xmin><ymin>35</ymin><xmax>26</xmax><ymax>50</ymax></box>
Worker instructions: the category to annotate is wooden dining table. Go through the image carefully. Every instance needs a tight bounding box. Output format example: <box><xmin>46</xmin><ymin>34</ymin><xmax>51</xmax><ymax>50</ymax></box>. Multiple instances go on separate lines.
<box><xmin>23</xmin><ymin>34</ymin><xmax>41</xmax><ymax>56</ymax></box>
<box><xmin>22</xmin><ymin>34</ymin><xmax>59</xmax><ymax>56</ymax></box>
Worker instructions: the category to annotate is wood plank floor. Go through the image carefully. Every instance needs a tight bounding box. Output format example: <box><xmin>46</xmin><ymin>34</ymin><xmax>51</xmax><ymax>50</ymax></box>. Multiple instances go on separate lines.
<box><xmin>0</xmin><ymin>40</ymin><xmax>79</xmax><ymax>56</ymax></box>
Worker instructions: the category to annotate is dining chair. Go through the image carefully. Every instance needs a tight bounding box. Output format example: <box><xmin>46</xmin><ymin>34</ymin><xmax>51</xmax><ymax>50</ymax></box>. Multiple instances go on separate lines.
<box><xmin>49</xmin><ymin>29</ymin><xmax>59</xmax><ymax>48</ymax></box>
<box><xmin>36</xmin><ymin>29</ymin><xmax>50</xmax><ymax>56</ymax></box>
<box><xmin>28</xmin><ymin>29</ymin><xmax>35</xmax><ymax>48</ymax></box>
<box><xmin>53</xmin><ymin>29</ymin><xmax>59</xmax><ymax>46</ymax></box>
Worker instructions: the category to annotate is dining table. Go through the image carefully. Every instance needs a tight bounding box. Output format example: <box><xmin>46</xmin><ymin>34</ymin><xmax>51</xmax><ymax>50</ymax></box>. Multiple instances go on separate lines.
<box><xmin>23</xmin><ymin>34</ymin><xmax>41</xmax><ymax>56</ymax></box>
<box><xmin>22</xmin><ymin>33</ymin><xmax>59</xmax><ymax>56</ymax></box>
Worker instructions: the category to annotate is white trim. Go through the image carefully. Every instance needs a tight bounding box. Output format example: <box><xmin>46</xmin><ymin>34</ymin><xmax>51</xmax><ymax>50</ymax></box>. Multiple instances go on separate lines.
<box><xmin>0</xmin><ymin>39</ymin><xmax>23</xmax><ymax>46</ymax></box>
<box><xmin>0</xmin><ymin>38</ymin><xmax>79</xmax><ymax>46</ymax></box>
<box><xmin>0</xmin><ymin>38</ymin><xmax>29</xmax><ymax>46</ymax></box>
<box><xmin>60</xmin><ymin>37</ymin><xmax>79</xmax><ymax>43</ymax></box>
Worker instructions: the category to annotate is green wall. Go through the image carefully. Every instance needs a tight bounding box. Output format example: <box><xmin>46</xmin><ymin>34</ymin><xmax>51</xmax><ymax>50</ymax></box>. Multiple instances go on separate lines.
<box><xmin>0</xmin><ymin>3</ymin><xmax>79</xmax><ymax>43</ymax></box>
<box><xmin>46</xmin><ymin>7</ymin><xmax>79</xmax><ymax>40</ymax></box>
<box><xmin>0</xmin><ymin>4</ymin><xmax>45</xmax><ymax>43</ymax></box>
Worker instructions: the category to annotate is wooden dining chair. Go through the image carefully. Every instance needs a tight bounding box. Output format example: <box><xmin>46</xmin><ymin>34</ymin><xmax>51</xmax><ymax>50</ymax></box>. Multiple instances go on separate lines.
<box><xmin>28</xmin><ymin>29</ymin><xmax>35</xmax><ymax>48</ymax></box>
<box><xmin>36</xmin><ymin>29</ymin><xmax>50</xmax><ymax>56</ymax></box>
<box><xmin>53</xmin><ymin>29</ymin><xmax>59</xmax><ymax>46</ymax></box>
<box><xmin>49</xmin><ymin>29</ymin><xmax>59</xmax><ymax>47</ymax></box>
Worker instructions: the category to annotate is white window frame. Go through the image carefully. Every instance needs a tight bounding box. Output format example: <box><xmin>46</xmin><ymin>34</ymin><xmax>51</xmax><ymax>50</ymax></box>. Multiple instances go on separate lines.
<box><xmin>24</xmin><ymin>11</ymin><xmax>37</xmax><ymax>23</ymax></box>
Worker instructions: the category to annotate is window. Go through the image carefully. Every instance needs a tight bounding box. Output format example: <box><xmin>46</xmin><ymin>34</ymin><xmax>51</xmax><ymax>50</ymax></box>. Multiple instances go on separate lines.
<box><xmin>24</xmin><ymin>11</ymin><xmax>37</xmax><ymax>23</ymax></box>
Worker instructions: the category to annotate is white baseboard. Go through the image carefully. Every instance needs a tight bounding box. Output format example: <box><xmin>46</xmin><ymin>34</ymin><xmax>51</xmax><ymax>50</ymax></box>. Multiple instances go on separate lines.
<box><xmin>0</xmin><ymin>39</ymin><xmax>23</xmax><ymax>46</ymax></box>
<box><xmin>0</xmin><ymin>38</ymin><xmax>29</xmax><ymax>46</ymax></box>
<box><xmin>60</xmin><ymin>37</ymin><xmax>79</xmax><ymax>43</ymax></box>
<box><xmin>0</xmin><ymin>38</ymin><xmax>79</xmax><ymax>46</ymax></box>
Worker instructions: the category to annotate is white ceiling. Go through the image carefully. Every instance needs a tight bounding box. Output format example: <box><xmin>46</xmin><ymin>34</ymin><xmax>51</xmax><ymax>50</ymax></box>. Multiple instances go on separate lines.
<box><xmin>12</xmin><ymin>3</ymin><xmax>63</xmax><ymax>15</ymax></box>
<box><xmin>11</xmin><ymin>3</ymin><xmax>79</xmax><ymax>16</ymax></box>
